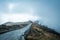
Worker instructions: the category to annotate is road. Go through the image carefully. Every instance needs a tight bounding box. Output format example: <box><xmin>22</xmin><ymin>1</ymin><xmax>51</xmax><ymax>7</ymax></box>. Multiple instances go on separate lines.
<box><xmin>0</xmin><ymin>23</ymin><xmax>32</xmax><ymax>40</ymax></box>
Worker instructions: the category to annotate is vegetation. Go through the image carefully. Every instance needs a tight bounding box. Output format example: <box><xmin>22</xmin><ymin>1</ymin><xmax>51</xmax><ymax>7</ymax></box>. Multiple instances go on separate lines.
<box><xmin>0</xmin><ymin>23</ymin><xmax>28</xmax><ymax>34</ymax></box>
<box><xmin>24</xmin><ymin>23</ymin><xmax>60</xmax><ymax>40</ymax></box>
<box><xmin>0</xmin><ymin>21</ymin><xmax>60</xmax><ymax>40</ymax></box>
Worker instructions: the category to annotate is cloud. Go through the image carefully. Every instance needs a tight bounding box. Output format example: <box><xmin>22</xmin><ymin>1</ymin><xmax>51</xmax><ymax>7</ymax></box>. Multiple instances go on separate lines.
<box><xmin>1</xmin><ymin>13</ymin><xmax>40</xmax><ymax>24</ymax></box>
<box><xmin>8</xmin><ymin>3</ymin><xmax>17</xmax><ymax>12</ymax></box>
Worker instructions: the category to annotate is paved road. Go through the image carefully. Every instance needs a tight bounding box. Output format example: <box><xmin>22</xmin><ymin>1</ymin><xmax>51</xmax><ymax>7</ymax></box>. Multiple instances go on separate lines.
<box><xmin>0</xmin><ymin>23</ymin><xmax>32</xmax><ymax>40</ymax></box>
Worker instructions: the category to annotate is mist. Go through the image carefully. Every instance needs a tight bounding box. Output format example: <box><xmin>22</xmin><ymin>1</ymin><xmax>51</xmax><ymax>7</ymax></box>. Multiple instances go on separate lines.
<box><xmin>0</xmin><ymin>0</ymin><xmax>60</xmax><ymax>33</ymax></box>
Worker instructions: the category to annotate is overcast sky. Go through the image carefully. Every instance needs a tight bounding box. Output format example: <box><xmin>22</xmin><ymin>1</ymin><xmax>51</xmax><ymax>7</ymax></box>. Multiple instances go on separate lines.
<box><xmin>0</xmin><ymin>0</ymin><xmax>60</xmax><ymax>33</ymax></box>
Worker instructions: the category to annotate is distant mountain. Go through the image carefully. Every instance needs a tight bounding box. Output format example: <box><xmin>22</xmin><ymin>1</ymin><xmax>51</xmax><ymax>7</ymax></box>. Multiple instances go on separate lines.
<box><xmin>0</xmin><ymin>21</ymin><xmax>60</xmax><ymax>40</ymax></box>
<box><xmin>0</xmin><ymin>21</ymin><xmax>32</xmax><ymax>34</ymax></box>
<box><xmin>2</xmin><ymin>21</ymin><xmax>32</xmax><ymax>26</ymax></box>
<box><xmin>24</xmin><ymin>23</ymin><xmax>60</xmax><ymax>40</ymax></box>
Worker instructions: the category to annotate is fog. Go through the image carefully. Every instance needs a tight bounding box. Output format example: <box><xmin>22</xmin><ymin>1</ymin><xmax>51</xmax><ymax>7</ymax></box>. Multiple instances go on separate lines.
<box><xmin>0</xmin><ymin>0</ymin><xmax>60</xmax><ymax>33</ymax></box>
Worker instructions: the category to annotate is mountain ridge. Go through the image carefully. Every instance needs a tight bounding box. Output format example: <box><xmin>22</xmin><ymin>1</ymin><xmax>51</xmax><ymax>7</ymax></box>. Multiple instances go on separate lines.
<box><xmin>24</xmin><ymin>23</ymin><xmax>60</xmax><ymax>40</ymax></box>
<box><xmin>0</xmin><ymin>21</ymin><xmax>60</xmax><ymax>40</ymax></box>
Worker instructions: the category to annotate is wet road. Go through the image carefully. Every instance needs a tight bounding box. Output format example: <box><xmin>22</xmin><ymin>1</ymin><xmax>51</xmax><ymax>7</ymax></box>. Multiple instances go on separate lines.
<box><xmin>0</xmin><ymin>23</ymin><xmax>32</xmax><ymax>40</ymax></box>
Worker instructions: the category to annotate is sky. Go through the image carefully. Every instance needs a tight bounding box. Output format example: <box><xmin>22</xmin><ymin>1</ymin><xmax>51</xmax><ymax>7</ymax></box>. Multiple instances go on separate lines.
<box><xmin>0</xmin><ymin>0</ymin><xmax>60</xmax><ymax>33</ymax></box>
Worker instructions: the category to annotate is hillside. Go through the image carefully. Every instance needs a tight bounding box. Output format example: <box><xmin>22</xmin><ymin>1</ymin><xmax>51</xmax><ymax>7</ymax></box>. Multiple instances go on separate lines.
<box><xmin>24</xmin><ymin>23</ymin><xmax>60</xmax><ymax>40</ymax></box>
<box><xmin>0</xmin><ymin>21</ymin><xmax>31</xmax><ymax>34</ymax></box>
<box><xmin>0</xmin><ymin>21</ymin><xmax>60</xmax><ymax>40</ymax></box>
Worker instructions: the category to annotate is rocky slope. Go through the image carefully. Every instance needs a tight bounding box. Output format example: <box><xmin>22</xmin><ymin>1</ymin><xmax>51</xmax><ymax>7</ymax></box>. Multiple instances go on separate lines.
<box><xmin>24</xmin><ymin>23</ymin><xmax>60</xmax><ymax>40</ymax></box>
<box><xmin>0</xmin><ymin>21</ymin><xmax>60</xmax><ymax>40</ymax></box>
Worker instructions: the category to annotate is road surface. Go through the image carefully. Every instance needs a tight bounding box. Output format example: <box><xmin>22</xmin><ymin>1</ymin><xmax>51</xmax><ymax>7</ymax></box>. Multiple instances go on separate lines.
<box><xmin>0</xmin><ymin>23</ymin><xmax>32</xmax><ymax>40</ymax></box>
